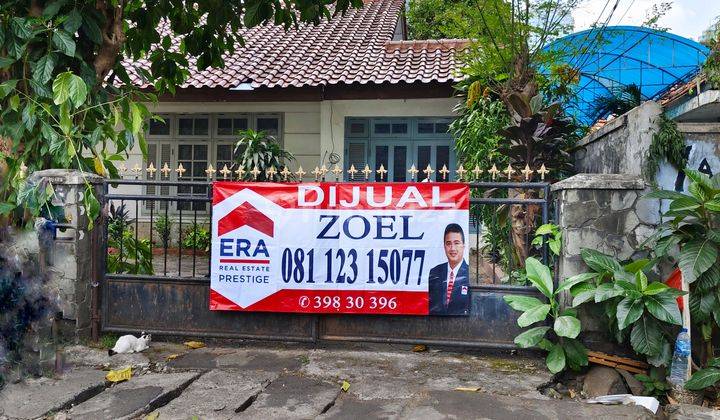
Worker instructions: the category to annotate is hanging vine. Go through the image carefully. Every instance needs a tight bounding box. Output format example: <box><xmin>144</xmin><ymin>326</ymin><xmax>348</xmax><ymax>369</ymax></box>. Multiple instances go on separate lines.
<box><xmin>643</xmin><ymin>114</ymin><xmax>687</xmax><ymax>181</ymax></box>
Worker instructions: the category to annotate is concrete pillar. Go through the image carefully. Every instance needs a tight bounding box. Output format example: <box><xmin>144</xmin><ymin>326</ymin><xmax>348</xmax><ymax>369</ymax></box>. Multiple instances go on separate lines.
<box><xmin>552</xmin><ymin>174</ymin><xmax>662</xmax><ymax>345</ymax></box>
<box><xmin>28</xmin><ymin>169</ymin><xmax>104</xmax><ymax>342</ymax></box>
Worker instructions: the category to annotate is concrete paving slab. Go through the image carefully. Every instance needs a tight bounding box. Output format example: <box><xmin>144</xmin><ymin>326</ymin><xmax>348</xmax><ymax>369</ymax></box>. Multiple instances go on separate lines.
<box><xmin>63</xmin><ymin>345</ymin><xmax>150</xmax><ymax>369</ymax></box>
<box><xmin>65</xmin><ymin>371</ymin><xmax>200</xmax><ymax>420</ymax></box>
<box><xmin>400</xmin><ymin>390</ymin><xmax>655</xmax><ymax>420</ymax></box>
<box><xmin>237</xmin><ymin>374</ymin><xmax>339</xmax><ymax>419</ymax></box>
<box><xmin>318</xmin><ymin>393</ymin><xmax>406</xmax><ymax>420</ymax></box>
<box><xmin>157</xmin><ymin>369</ymin><xmax>277</xmax><ymax>419</ymax></box>
<box><xmin>0</xmin><ymin>369</ymin><xmax>106</xmax><ymax>419</ymax></box>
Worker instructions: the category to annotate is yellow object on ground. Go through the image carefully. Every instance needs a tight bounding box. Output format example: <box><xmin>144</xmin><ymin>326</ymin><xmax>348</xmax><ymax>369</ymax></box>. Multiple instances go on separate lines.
<box><xmin>105</xmin><ymin>367</ymin><xmax>132</xmax><ymax>382</ymax></box>
<box><xmin>341</xmin><ymin>381</ymin><xmax>350</xmax><ymax>392</ymax></box>
<box><xmin>166</xmin><ymin>354</ymin><xmax>180</xmax><ymax>360</ymax></box>
<box><xmin>184</xmin><ymin>341</ymin><xmax>205</xmax><ymax>349</ymax></box>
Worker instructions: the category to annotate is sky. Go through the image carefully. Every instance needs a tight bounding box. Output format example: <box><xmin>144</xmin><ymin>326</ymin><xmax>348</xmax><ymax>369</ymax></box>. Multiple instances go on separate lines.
<box><xmin>572</xmin><ymin>0</ymin><xmax>720</xmax><ymax>40</ymax></box>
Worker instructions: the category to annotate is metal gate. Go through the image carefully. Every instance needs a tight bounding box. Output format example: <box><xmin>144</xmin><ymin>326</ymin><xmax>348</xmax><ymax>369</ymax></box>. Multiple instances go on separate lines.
<box><xmin>100</xmin><ymin>178</ymin><xmax>552</xmax><ymax>348</ymax></box>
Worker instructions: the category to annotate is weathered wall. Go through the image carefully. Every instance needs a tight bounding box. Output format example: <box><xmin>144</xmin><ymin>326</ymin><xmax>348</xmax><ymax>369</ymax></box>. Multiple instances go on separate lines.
<box><xmin>553</xmin><ymin>174</ymin><xmax>660</xmax><ymax>344</ymax></box>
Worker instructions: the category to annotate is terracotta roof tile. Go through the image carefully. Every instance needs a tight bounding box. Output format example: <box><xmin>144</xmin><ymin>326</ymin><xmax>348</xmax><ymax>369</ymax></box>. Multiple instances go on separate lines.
<box><xmin>122</xmin><ymin>0</ymin><xmax>466</xmax><ymax>89</ymax></box>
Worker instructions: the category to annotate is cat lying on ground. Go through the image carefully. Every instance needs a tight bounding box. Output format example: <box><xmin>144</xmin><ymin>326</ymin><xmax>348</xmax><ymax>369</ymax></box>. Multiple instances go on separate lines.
<box><xmin>108</xmin><ymin>332</ymin><xmax>151</xmax><ymax>356</ymax></box>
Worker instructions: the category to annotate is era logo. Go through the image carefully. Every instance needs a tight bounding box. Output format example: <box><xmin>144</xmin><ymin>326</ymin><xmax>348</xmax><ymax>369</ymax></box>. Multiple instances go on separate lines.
<box><xmin>218</xmin><ymin>201</ymin><xmax>274</xmax><ymax>237</ymax></box>
<box><xmin>219</xmin><ymin>238</ymin><xmax>269</xmax><ymax>258</ymax></box>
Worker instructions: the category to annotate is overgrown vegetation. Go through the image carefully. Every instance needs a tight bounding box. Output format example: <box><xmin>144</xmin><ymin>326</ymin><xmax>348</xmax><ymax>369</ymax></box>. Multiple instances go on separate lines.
<box><xmin>107</xmin><ymin>204</ymin><xmax>153</xmax><ymax>274</ymax></box>
<box><xmin>154</xmin><ymin>216</ymin><xmax>173</xmax><ymax>249</ymax></box>
<box><xmin>643</xmin><ymin>114</ymin><xmax>687</xmax><ymax>182</ymax></box>
<box><xmin>182</xmin><ymin>223</ymin><xmax>210</xmax><ymax>252</ymax></box>
<box><xmin>0</xmin><ymin>0</ymin><xmax>361</xmax><ymax>227</ymax></box>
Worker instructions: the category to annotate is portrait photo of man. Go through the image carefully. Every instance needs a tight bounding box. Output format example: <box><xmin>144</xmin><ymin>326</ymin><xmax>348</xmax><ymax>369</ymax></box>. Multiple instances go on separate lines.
<box><xmin>428</xmin><ymin>223</ymin><xmax>471</xmax><ymax>316</ymax></box>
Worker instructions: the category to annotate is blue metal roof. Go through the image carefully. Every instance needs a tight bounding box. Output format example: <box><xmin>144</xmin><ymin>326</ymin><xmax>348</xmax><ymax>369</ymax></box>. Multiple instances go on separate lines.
<box><xmin>543</xmin><ymin>26</ymin><xmax>709</xmax><ymax>125</ymax></box>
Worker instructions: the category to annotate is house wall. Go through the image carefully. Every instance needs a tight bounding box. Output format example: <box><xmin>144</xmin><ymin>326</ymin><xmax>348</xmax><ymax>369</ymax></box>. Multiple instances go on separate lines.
<box><xmin>113</xmin><ymin>97</ymin><xmax>459</xmax><ymax>221</ymax></box>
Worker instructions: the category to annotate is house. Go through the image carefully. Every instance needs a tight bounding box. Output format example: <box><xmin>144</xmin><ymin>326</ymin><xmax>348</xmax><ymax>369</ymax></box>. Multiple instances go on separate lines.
<box><xmin>116</xmin><ymin>0</ymin><xmax>468</xmax><ymax>218</ymax></box>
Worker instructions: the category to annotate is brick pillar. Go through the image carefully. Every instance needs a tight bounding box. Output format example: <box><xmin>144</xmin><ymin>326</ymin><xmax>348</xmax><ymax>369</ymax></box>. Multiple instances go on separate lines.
<box><xmin>28</xmin><ymin>169</ymin><xmax>104</xmax><ymax>342</ymax></box>
<box><xmin>552</xmin><ymin>174</ymin><xmax>661</xmax><ymax>345</ymax></box>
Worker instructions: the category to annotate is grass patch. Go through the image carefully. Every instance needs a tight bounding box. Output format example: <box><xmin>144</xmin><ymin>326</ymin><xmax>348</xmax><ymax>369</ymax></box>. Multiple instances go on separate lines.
<box><xmin>98</xmin><ymin>333</ymin><xmax>118</xmax><ymax>349</ymax></box>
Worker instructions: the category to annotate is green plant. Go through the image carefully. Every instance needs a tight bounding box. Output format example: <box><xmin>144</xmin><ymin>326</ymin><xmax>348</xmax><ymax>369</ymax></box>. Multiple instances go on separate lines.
<box><xmin>0</xmin><ymin>0</ymin><xmax>360</xmax><ymax>226</ymax></box>
<box><xmin>643</xmin><ymin>114</ymin><xmax>687</xmax><ymax>182</ymax></box>
<box><xmin>702</xmin><ymin>18</ymin><xmax>720</xmax><ymax>88</ymax></box>
<box><xmin>570</xmin><ymin>249</ymin><xmax>684</xmax><ymax>366</ymax></box>
<box><xmin>532</xmin><ymin>223</ymin><xmax>561</xmax><ymax>256</ymax></box>
<box><xmin>451</xmin><ymin>95</ymin><xmax>509</xmax><ymax>172</ymax></box>
<box><xmin>154</xmin><ymin>216</ymin><xmax>173</xmax><ymax>249</ymax></box>
<box><xmin>591</xmin><ymin>84</ymin><xmax>642</xmax><ymax>120</ymax></box>
<box><xmin>504</xmin><ymin>257</ymin><xmax>589</xmax><ymax>373</ymax></box>
<box><xmin>685</xmin><ymin>357</ymin><xmax>720</xmax><ymax>391</ymax></box>
<box><xmin>99</xmin><ymin>334</ymin><xmax>119</xmax><ymax>350</ymax></box>
<box><xmin>234</xmin><ymin>129</ymin><xmax>296</xmax><ymax>181</ymax></box>
<box><xmin>107</xmin><ymin>203</ymin><xmax>153</xmax><ymax>275</ymax></box>
<box><xmin>644</xmin><ymin>170</ymin><xmax>720</xmax><ymax>367</ymax></box>
<box><xmin>635</xmin><ymin>367</ymin><xmax>671</xmax><ymax>398</ymax></box>
<box><xmin>182</xmin><ymin>224</ymin><xmax>210</xmax><ymax>252</ymax></box>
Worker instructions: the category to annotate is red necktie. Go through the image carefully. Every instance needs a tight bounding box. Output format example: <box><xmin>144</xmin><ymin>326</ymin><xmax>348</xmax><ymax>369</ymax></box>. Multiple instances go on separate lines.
<box><xmin>446</xmin><ymin>270</ymin><xmax>455</xmax><ymax>305</ymax></box>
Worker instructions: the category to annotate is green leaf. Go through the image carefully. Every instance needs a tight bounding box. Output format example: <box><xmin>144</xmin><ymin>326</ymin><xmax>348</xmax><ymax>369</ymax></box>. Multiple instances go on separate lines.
<box><xmin>537</xmin><ymin>338</ymin><xmax>554</xmax><ymax>352</ymax></box>
<box><xmin>33</xmin><ymin>54</ymin><xmax>56</xmax><ymax>84</ymax></box>
<box><xmin>63</xmin><ymin>9</ymin><xmax>83</xmax><ymax>33</ymax></box>
<box><xmin>630</xmin><ymin>315</ymin><xmax>663</xmax><ymax>356</ymax></box>
<box><xmin>0</xmin><ymin>57</ymin><xmax>15</xmax><ymax>69</ymax></box>
<box><xmin>647</xmin><ymin>341</ymin><xmax>672</xmax><ymax>367</ymax></box>
<box><xmin>11</xmin><ymin>17</ymin><xmax>32</xmax><ymax>40</ymax></box>
<box><xmin>513</xmin><ymin>326</ymin><xmax>550</xmax><ymax>348</ymax></box>
<box><xmin>644</xmin><ymin>293</ymin><xmax>682</xmax><ymax>325</ymax></box>
<box><xmin>635</xmin><ymin>270</ymin><xmax>648</xmax><ymax>291</ymax></box>
<box><xmin>678</xmin><ymin>239</ymin><xmax>718</xmax><ymax>283</ymax></box>
<box><xmin>643</xmin><ymin>282</ymin><xmax>670</xmax><ymax>295</ymax></box>
<box><xmin>59</xmin><ymin>102</ymin><xmax>72</xmax><ymax>135</ymax></box>
<box><xmin>504</xmin><ymin>295</ymin><xmax>545</xmax><ymax>312</ymax></box>
<box><xmin>595</xmin><ymin>283</ymin><xmax>624</xmax><ymax>302</ymax></box>
<box><xmin>81</xmin><ymin>13</ymin><xmax>103</xmax><ymax>44</ymax></box>
<box><xmin>581</xmin><ymin>249</ymin><xmax>622</xmax><ymax>273</ymax></box>
<box><xmin>685</xmin><ymin>368</ymin><xmax>720</xmax><ymax>391</ymax></box>
<box><xmin>52</xmin><ymin>30</ymin><xmax>76</xmax><ymax>57</ymax></box>
<box><xmin>517</xmin><ymin>304</ymin><xmax>551</xmax><ymax>328</ymax></box>
<box><xmin>42</xmin><ymin>0</ymin><xmax>67</xmax><ymax>18</ymax></box>
<box><xmin>617</xmin><ymin>297</ymin><xmax>644</xmax><ymax>330</ymax></box>
<box><xmin>562</xmin><ymin>338</ymin><xmax>588</xmax><ymax>370</ymax></box>
<box><xmin>623</xmin><ymin>259</ymin><xmax>650</xmax><ymax>274</ymax></box>
<box><xmin>0</xmin><ymin>79</ymin><xmax>18</xmax><ymax>98</ymax></box>
<box><xmin>708</xmin><ymin>358</ymin><xmax>720</xmax><ymax>369</ymax></box>
<box><xmin>554</xmin><ymin>316</ymin><xmax>581</xmax><ymax>339</ymax></box>
<box><xmin>525</xmin><ymin>257</ymin><xmax>553</xmax><ymax>298</ymax></box>
<box><xmin>656</xmin><ymin>235</ymin><xmax>682</xmax><ymax>257</ymax></box>
<box><xmin>68</xmin><ymin>74</ymin><xmax>87</xmax><ymax>108</ymax></box>
<box><xmin>53</xmin><ymin>72</ymin><xmax>87</xmax><ymax>107</ymax></box>
<box><xmin>130</xmin><ymin>102</ymin><xmax>143</xmax><ymax>133</ymax></box>
<box><xmin>9</xmin><ymin>94</ymin><xmax>19</xmax><ymax>111</ymax></box>
<box><xmin>546</xmin><ymin>343</ymin><xmax>566</xmax><ymax>374</ymax></box>
<box><xmin>0</xmin><ymin>203</ymin><xmax>16</xmax><ymax>215</ymax></box>
<box><xmin>668</xmin><ymin>196</ymin><xmax>701</xmax><ymax>213</ymax></box>
<box><xmin>22</xmin><ymin>104</ymin><xmax>36</xmax><ymax>131</ymax></box>
<box><xmin>534</xmin><ymin>224</ymin><xmax>556</xmax><ymax>235</ymax></box>
<box><xmin>557</xmin><ymin>272</ymin><xmax>597</xmax><ymax>293</ymax></box>
<box><xmin>706</xmin><ymin>199</ymin><xmax>720</xmax><ymax>212</ymax></box>
<box><xmin>571</xmin><ymin>283</ymin><xmax>597</xmax><ymax>307</ymax></box>
<box><xmin>84</xmin><ymin>186</ymin><xmax>100</xmax><ymax>230</ymax></box>
<box><xmin>549</xmin><ymin>240</ymin><xmax>561</xmax><ymax>256</ymax></box>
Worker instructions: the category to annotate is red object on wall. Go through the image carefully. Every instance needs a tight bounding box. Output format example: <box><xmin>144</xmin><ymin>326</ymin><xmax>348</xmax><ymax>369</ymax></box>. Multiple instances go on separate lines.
<box><xmin>665</xmin><ymin>268</ymin><xmax>684</xmax><ymax>311</ymax></box>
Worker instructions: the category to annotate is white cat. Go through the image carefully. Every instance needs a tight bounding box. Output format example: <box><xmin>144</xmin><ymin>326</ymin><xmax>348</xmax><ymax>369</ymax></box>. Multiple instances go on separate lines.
<box><xmin>108</xmin><ymin>332</ymin><xmax>152</xmax><ymax>356</ymax></box>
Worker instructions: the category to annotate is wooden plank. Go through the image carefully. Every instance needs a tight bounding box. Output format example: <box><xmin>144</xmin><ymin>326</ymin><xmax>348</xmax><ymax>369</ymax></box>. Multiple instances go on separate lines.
<box><xmin>587</xmin><ymin>351</ymin><xmax>649</xmax><ymax>368</ymax></box>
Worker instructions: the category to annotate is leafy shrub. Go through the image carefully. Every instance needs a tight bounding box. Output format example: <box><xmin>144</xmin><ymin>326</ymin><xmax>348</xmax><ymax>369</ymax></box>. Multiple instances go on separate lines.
<box><xmin>635</xmin><ymin>367</ymin><xmax>671</xmax><ymax>398</ymax></box>
<box><xmin>504</xmin><ymin>257</ymin><xmax>588</xmax><ymax>373</ymax></box>
<box><xmin>570</xmin><ymin>250</ymin><xmax>684</xmax><ymax>367</ymax></box>
<box><xmin>182</xmin><ymin>224</ymin><xmax>210</xmax><ymax>252</ymax></box>
<box><xmin>154</xmin><ymin>216</ymin><xmax>173</xmax><ymax>249</ymax></box>
<box><xmin>686</xmin><ymin>358</ymin><xmax>720</xmax><ymax>391</ymax></box>
<box><xmin>107</xmin><ymin>204</ymin><xmax>153</xmax><ymax>275</ymax></box>
<box><xmin>235</xmin><ymin>129</ymin><xmax>295</xmax><ymax>181</ymax></box>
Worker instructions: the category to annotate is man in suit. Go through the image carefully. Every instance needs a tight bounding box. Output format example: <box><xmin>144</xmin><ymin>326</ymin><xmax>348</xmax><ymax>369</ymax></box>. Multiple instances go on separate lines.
<box><xmin>428</xmin><ymin>223</ymin><xmax>471</xmax><ymax>316</ymax></box>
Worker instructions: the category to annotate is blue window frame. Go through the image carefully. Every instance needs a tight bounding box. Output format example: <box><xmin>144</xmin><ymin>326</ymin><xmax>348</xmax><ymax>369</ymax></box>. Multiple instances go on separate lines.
<box><xmin>343</xmin><ymin>117</ymin><xmax>455</xmax><ymax>182</ymax></box>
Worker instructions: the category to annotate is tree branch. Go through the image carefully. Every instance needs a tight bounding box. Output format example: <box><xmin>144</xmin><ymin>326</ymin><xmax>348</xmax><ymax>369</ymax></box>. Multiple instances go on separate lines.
<box><xmin>93</xmin><ymin>0</ymin><xmax>126</xmax><ymax>83</ymax></box>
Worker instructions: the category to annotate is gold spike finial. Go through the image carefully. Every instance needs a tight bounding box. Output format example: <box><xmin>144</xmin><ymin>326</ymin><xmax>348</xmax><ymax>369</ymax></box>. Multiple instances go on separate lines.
<box><xmin>347</xmin><ymin>164</ymin><xmax>358</xmax><ymax>180</ymax></box>
<box><xmin>362</xmin><ymin>164</ymin><xmax>372</xmax><ymax>180</ymax></box>
<box><xmin>175</xmin><ymin>163</ymin><xmax>186</xmax><ymax>178</ymax></box>
<box><xmin>312</xmin><ymin>166</ymin><xmax>322</xmax><ymax>181</ymax></box>
<box><xmin>504</xmin><ymin>163</ymin><xmax>515</xmax><ymax>181</ymax></box>
<box><xmin>472</xmin><ymin>165</ymin><xmax>483</xmax><ymax>180</ymax></box>
<box><xmin>408</xmin><ymin>164</ymin><xmax>419</xmax><ymax>181</ymax></box>
<box><xmin>250</xmin><ymin>166</ymin><xmax>261</xmax><ymax>181</ymax></box>
<box><xmin>538</xmin><ymin>164</ymin><xmax>549</xmax><ymax>181</ymax></box>
<box><xmin>521</xmin><ymin>164</ymin><xmax>534</xmax><ymax>181</ymax></box>
<box><xmin>280</xmin><ymin>166</ymin><xmax>292</xmax><ymax>181</ymax></box>
<box><xmin>455</xmin><ymin>164</ymin><xmax>466</xmax><ymax>181</ymax></box>
<box><xmin>376</xmin><ymin>164</ymin><xmax>387</xmax><ymax>180</ymax></box>
<box><xmin>265</xmin><ymin>165</ymin><xmax>277</xmax><ymax>181</ymax></box>
<box><xmin>160</xmin><ymin>162</ymin><xmax>171</xmax><ymax>178</ymax></box>
<box><xmin>295</xmin><ymin>165</ymin><xmax>306</xmax><ymax>179</ymax></box>
<box><xmin>439</xmin><ymin>164</ymin><xmax>449</xmax><ymax>181</ymax></box>
<box><xmin>234</xmin><ymin>166</ymin><xmax>246</xmax><ymax>180</ymax></box>
<box><xmin>331</xmin><ymin>164</ymin><xmax>343</xmax><ymax>181</ymax></box>
<box><xmin>205</xmin><ymin>163</ymin><xmax>216</xmax><ymax>179</ymax></box>
<box><xmin>488</xmin><ymin>164</ymin><xmax>500</xmax><ymax>181</ymax></box>
<box><xmin>146</xmin><ymin>162</ymin><xmax>157</xmax><ymax>178</ymax></box>
<box><xmin>423</xmin><ymin>164</ymin><xmax>434</xmax><ymax>181</ymax></box>
<box><xmin>220</xmin><ymin>164</ymin><xmax>232</xmax><ymax>180</ymax></box>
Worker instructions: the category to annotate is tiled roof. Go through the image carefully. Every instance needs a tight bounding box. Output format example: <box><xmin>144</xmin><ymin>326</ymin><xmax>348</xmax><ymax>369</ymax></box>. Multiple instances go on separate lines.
<box><xmin>122</xmin><ymin>0</ymin><xmax>467</xmax><ymax>90</ymax></box>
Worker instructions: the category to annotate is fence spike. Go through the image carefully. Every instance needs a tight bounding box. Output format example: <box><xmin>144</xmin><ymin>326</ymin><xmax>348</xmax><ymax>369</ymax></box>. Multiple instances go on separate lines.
<box><xmin>521</xmin><ymin>164</ymin><xmax>534</xmax><ymax>181</ymax></box>
<box><xmin>504</xmin><ymin>163</ymin><xmax>515</xmax><ymax>180</ymax></box>
<box><xmin>234</xmin><ymin>166</ymin><xmax>246</xmax><ymax>180</ymax></box>
<box><xmin>220</xmin><ymin>164</ymin><xmax>231</xmax><ymax>180</ymax></box>
<box><xmin>312</xmin><ymin>166</ymin><xmax>322</xmax><ymax>181</ymax></box>
<box><xmin>320</xmin><ymin>164</ymin><xmax>328</xmax><ymax>181</ymax></box>
<box><xmin>332</xmin><ymin>164</ymin><xmax>343</xmax><ymax>181</ymax></box>
<box><xmin>376</xmin><ymin>164</ymin><xmax>387</xmax><ymax>181</ymax></box>
<box><xmin>176</xmin><ymin>163</ymin><xmax>186</xmax><ymax>178</ymax></box>
<box><xmin>205</xmin><ymin>163</ymin><xmax>216</xmax><ymax>179</ymax></box>
<box><xmin>472</xmin><ymin>165</ymin><xmax>483</xmax><ymax>180</ymax></box>
<box><xmin>118</xmin><ymin>163</ymin><xmax>127</xmax><ymax>175</ymax></box>
<box><xmin>161</xmin><ymin>163</ymin><xmax>171</xmax><ymax>178</ymax></box>
<box><xmin>538</xmin><ymin>164</ymin><xmax>549</xmax><ymax>181</ymax></box>
<box><xmin>250</xmin><ymin>166</ymin><xmax>261</xmax><ymax>181</ymax></box>
<box><xmin>265</xmin><ymin>165</ymin><xmax>277</xmax><ymax>181</ymax></box>
<box><xmin>423</xmin><ymin>164</ymin><xmax>434</xmax><ymax>180</ymax></box>
<box><xmin>347</xmin><ymin>164</ymin><xmax>358</xmax><ymax>180</ymax></box>
<box><xmin>488</xmin><ymin>164</ymin><xmax>500</xmax><ymax>181</ymax></box>
<box><xmin>439</xmin><ymin>164</ymin><xmax>449</xmax><ymax>180</ymax></box>
<box><xmin>455</xmin><ymin>164</ymin><xmax>466</xmax><ymax>181</ymax></box>
<box><xmin>362</xmin><ymin>164</ymin><xmax>372</xmax><ymax>180</ymax></box>
<box><xmin>295</xmin><ymin>166</ymin><xmax>306</xmax><ymax>179</ymax></box>
<box><xmin>280</xmin><ymin>166</ymin><xmax>292</xmax><ymax>181</ymax></box>
<box><xmin>146</xmin><ymin>162</ymin><xmax>157</xmax><ymax>178</ymax></box>
<box><xmin>408</xmin><ymin>164</ymin><xmax>419</xmax><ymax>181</ymax></box>
<box><xmin>131</xmin><ymin>164</ymin><xmax>142</xmax><ymax>177</ymax></box>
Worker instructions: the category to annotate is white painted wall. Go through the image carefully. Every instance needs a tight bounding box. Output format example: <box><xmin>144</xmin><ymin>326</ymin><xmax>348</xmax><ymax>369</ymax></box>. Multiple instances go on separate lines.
<box><xmin>113</xmin><ymin>97</ymin><xmax>459</xmax><ymax>219</ymax></box>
